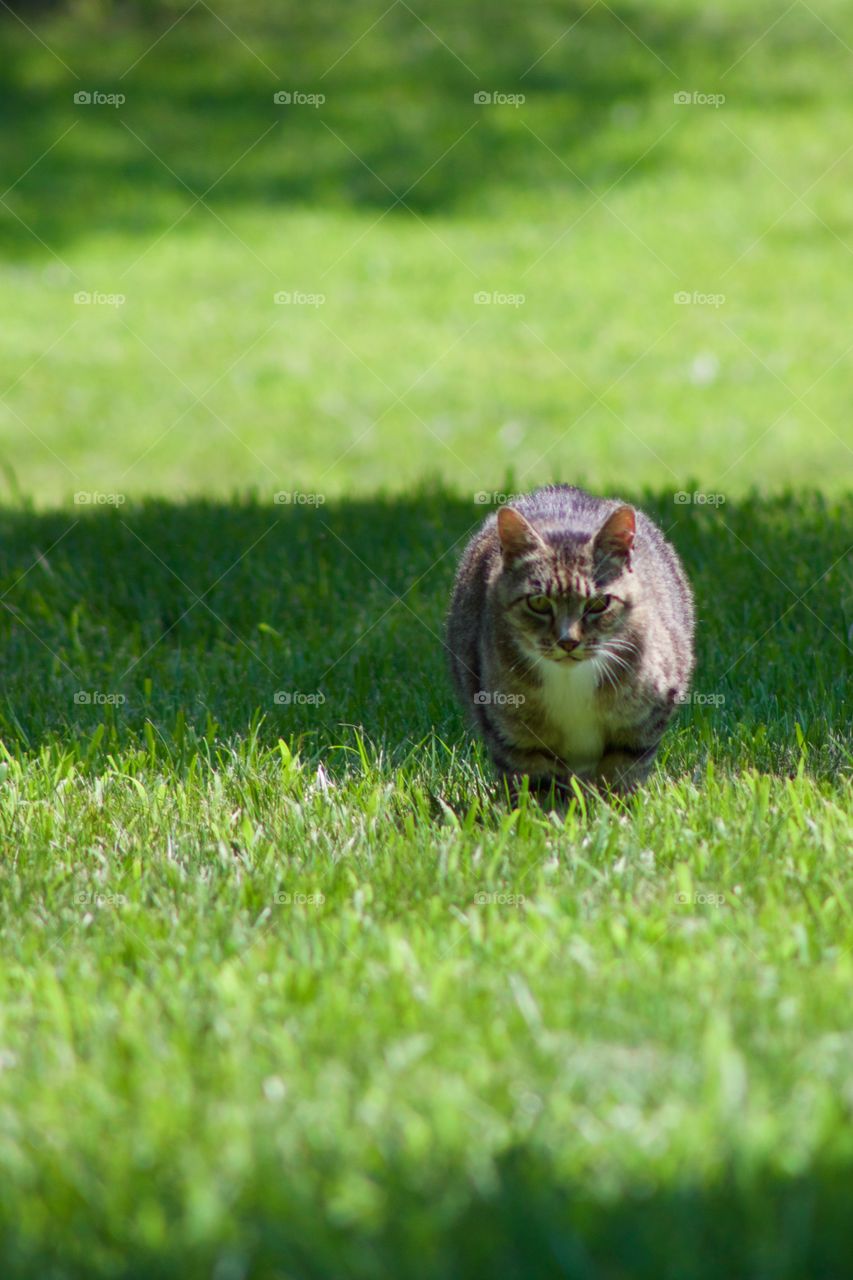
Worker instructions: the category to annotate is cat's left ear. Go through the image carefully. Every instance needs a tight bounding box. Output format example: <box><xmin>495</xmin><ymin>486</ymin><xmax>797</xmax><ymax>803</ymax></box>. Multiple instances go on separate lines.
<box><xmin>593</xmin><ymin>505</ymin><xmax>635</xmax><ymax>578</ymax></box>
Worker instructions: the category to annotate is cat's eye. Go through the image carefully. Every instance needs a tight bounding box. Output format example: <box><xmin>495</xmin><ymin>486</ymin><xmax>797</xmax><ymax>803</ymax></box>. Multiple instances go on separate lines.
<box><xmin>526</xmin><ymin>594</ymin><xmax>552</xmax><ymax>615</ymax></box>
<box><xmin>584</xmin><ymin>595</ymin><xmax>611</xmax><ymax>615</ymax></box>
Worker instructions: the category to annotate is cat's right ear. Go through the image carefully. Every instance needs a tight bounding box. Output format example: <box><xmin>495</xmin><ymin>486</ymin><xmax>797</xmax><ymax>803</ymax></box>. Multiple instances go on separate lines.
<box><xmin>497</xmin><ymin>506</ymin><xmax>543</xmax><ymax>560</ymax></box>
<box><xmin>593</xmin><ymin>504</ymin><xmax>635</xmax><ymax>579</ymax></box>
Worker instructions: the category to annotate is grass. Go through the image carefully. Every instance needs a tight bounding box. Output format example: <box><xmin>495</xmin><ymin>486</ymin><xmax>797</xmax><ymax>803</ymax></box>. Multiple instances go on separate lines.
<box><xmin>2</xmin><ymin>0</ymin><xmax>853</xmax><ymax>501</ymax></box>
<box><xmin>0</xmin><ymin>2</ymin><xmax>851</xmax><ymax>1277</ymax></box>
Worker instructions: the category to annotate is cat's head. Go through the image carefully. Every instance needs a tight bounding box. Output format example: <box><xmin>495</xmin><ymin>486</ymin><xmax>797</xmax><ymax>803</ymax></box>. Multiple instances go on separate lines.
<box><xmin>493</xmin><ymin>503</ymin><xmax>636</xmax><ymax>667</ymax></box>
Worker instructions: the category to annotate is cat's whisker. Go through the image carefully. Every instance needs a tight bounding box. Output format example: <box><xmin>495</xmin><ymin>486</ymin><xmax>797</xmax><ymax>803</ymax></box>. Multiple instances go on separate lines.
<box><xmin>605</xmin><ymin>645</ymin><xmax>638</xmax><ymax>661</ymax></box>
<box><xmin>594</xmin><ymin>657</ymin><xmax>618</xmax><ymax>692</ymax></box>
<box><xmin>600</xmin><ymin>640</ymin><xmax>636</xmax><ymax>663</ymax></box>
<box><xmin>507</xmin><ymin>654</ymin><xmax>537</xmax><ymax>678</ymax></box>
<box><xmin>603</xmin><ymin>637</ymin><xmax>639</xmax><ymax>656</ymax></box>
<box><xmin>596</xmin><ymin>649</ymin><xmax>633</xmax><ymax>687</ymax></box>
<box><xmin>592</xmin><ymin>651</ymin><xmax>619</xmax><ymax>690</ymax></box>
<box><xmin>599</xmin><ymin>645</ymin><xmax>632</xmax><ymax>674</ymax></box>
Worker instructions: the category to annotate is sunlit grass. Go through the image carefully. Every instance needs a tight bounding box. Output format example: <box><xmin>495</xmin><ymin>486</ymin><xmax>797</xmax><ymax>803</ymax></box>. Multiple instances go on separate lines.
<box><xmin>0</xmin><ymin>2</ymin><xmax>851</xmax><ymax>1276</ymax></box>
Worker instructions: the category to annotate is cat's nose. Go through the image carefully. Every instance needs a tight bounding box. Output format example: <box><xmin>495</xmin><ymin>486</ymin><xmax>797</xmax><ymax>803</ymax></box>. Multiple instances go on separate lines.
<box><xmin>557</xmin><ymin>636</ymin><xmax>580</xmax><ymax>653</ymax></box>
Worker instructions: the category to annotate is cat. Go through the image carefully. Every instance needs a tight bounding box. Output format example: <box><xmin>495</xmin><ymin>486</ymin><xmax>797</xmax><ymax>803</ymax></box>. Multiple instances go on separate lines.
<box><xmin>446</xmin><ymin>484</ymin><xmax>695</xmax><ymax>797</ymax></box>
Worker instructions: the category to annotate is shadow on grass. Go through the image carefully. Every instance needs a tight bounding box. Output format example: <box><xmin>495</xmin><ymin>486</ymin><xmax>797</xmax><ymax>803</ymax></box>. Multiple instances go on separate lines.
<box><xmin>0</xmin><ymin>484</ymin><xmax>848</xmax><ymax>780</ymax></box>
<box><xmin>0</xmin><ymin>0</ymin><xmax>842</xmax><ymax>256</ymax></box>
<box><xmin>241</xmin><ymin>1147</ymin><xmax>853</xmax><ymax>1280</ymax></box>
<box><xmin>3</xmin><ymin>1144</ymin><xmax>852</xmax><ymax>1279</ymax></box>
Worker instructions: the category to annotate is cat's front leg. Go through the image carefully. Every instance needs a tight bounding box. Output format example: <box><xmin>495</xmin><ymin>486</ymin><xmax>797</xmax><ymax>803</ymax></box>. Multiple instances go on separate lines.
<box><xmin>500</xmin><ymin>771</ymin><xmax>582</xmax><ymax>809</ymax></box>
<box><xmin>594</xmin><ymin>746</ymin><xmax>658</xmax><ymax>795</ymax></box>
<box><xmin>496</xmin><ymin>756</ymin><xmax>586</xmax><ymax>808</ymax></box>
<box><xmin>492</xmin><ymin>744</ymin><xmax>569</xmax><ymax>808</ymax></box>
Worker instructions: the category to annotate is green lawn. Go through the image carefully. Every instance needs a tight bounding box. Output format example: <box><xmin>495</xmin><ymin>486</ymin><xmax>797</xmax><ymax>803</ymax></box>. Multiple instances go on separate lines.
<box><xmin>0</xmin><ymin>3</ymin><xmax>851</xmax><ymax>1277</ymax></box>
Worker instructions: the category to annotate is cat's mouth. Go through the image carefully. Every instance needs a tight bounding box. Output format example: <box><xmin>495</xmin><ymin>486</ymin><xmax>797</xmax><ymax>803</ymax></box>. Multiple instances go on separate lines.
<box><xmin>547</xmin><ymin>648</ymin><xmax>588</xmax><ymax>664</ymax></box>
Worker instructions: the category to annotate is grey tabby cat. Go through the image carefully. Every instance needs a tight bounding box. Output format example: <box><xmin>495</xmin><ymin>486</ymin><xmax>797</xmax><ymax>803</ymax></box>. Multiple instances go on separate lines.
<box><xmin>447</xmin><ymin>484</ymin><xmax>695</xmax><ymax>796</ymax></box>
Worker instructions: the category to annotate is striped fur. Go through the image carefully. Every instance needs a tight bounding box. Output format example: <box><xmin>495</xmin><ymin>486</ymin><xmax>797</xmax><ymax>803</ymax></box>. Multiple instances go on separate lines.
<box><xmin>446</xmin><ymin>484</ymin><xmax>695</xmax><ymax>797</ymax></box>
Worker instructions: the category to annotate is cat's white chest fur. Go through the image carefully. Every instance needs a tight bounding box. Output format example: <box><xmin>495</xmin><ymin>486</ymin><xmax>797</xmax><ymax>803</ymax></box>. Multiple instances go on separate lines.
<box><xmin>535</xmin><ymin>658</ymin><xmax>604</xmax><ymax>772</ymax></box>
